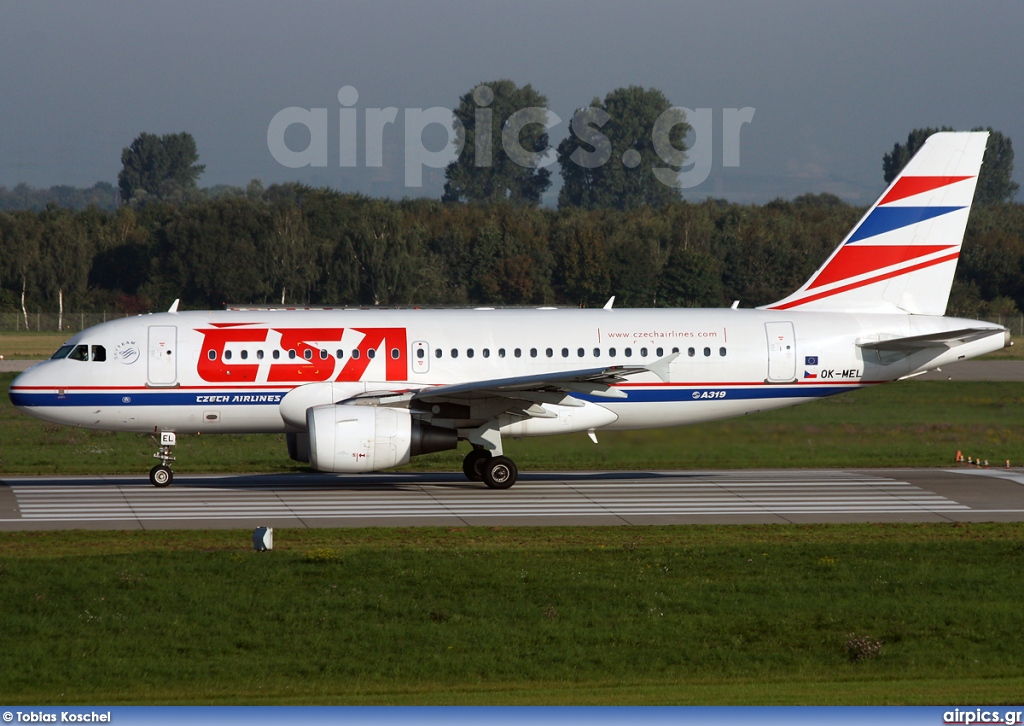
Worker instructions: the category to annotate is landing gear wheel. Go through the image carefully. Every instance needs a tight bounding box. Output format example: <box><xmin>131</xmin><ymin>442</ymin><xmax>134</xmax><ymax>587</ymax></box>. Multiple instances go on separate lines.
<box><xmin>483</xmin><ymin>456</ymin><xmax>518</xmax><ymax>490</ymax></box>
<box><xmin>150</xmin><ymin>465</ymin><xmax>173</xmax><ymax>487</ymax></box>
<box><xmin>462</xmin><ymin>449</ymin><xmax>492</xmax><ymax>482</ymax></box>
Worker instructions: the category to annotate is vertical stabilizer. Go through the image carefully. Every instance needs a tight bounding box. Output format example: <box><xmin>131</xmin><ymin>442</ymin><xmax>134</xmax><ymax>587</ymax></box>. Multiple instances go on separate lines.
<box><xmin>764</xmin><ymin>131</ymin><xmax>988</xmax><ymax>314</ymax></box>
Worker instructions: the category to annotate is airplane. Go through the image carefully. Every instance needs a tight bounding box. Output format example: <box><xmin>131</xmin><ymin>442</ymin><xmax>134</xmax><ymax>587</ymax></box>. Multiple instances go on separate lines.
<box><xmin>7</xmin><ymin>131</ymin><xmax>1011</xmax><ymax>488</ymax></box>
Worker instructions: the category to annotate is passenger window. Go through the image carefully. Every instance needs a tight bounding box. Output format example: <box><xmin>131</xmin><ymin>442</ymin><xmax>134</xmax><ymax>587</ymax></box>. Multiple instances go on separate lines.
<box><xmin>416</xmin><ymin>348</ymin><xmax>425</xmax><ymax>359</ymax></box>
<box><xmin>352</xmin><ymin>349</ymin><xmax>360</xmax><ymax>360</ymax></box>
<box><xmin>530</xmin><ymin>348</ymin><xmax>538</xmax><ymax>358</ymax></box>
<box><xmin>577</xmin><ymin>348</ymin><xmax>585</xmax><ymax>358</ymax></box>
<box><xmin>624</xmin><ymin>348</ymin><xmax>632</xmax><ymax>358</ymax></box>
<box><xmin>240</xmin><ymin>350</ymin><xmax>248</xmax><ymax>360</ymax></box>
<box><xmin>273</xmin><ymin>350</ymin><xmax>280</xmax><ymax>360</ymax></box>
<box><xmin>257</xmin><ymin>350</ymin><xmax>264</xmax><ymax>360</ymax></box>
<box><xmin>498</xmin><ymin>348</ymin><xmax>506</xmax><ymax>358</ymax></box>
<box><xmin>435</xmin><ymin>349</ymin><xmax>442</xmax><ymax>359</ymax></box>
<box><xmin>225</xmin><ymin>350</ymin><xmax>233</xmax><ymax>361</ymax></box>
<box><xmin>483</xmin><ymin>349</ymin><xmax>490</xmax><ymax>358</ymax></box>
<box><xmin>207</xmin><ymin>350</ymin><xmax>216</xmax><ymax>361</ymax></box>
<box><xmin>367</xmin><ymin>349</ymin><xmax>376</xmax><ymax>359</ymax></box>
<box><xmin>336</xmin><ymin>349</ymin><xmax>344</xmax><ymax>359</ymax></box>
<box><xmin>467</xmin><ymin>348</ymin><xmax>475</xmax><ymax>358</ymax></box>
<box><xmin>656</xmin><ymin>347</ymin><xmax>663</xmax><ymax>356</ymax></box>
<box><xmin>514</xmin><ymin>348</ymin><xmax>522</xmax><ymax>358</ymax></box>
<box><xmin>640</xmin><ymin>347</ymin><xmax>648</xmax><ymax>357</ymax></box>
<box><xmin>704</xmin><ymin>347</ymin><xmax>711</xmax><ymax>357</ymax></box>
<box><xmin>545</xmin><ymin>348</ymin><xmax>553</xmax><ymax>358</ymax></box>
<box><xmin>288</xmin><ymin>350</ymin><xmax>296</xmax><ymax>359</ymax></box>
<box><xmin>451</xmin><ymin>349</ymin><xmax>459</xmax><ymax>359</ymax></box>
<box><xmin>672</xmin><ymin>347</ymin><xmax>679</xmax><ymax>354</ymax></box>
<box><xmin>688</xmin><ymin>347</ymin><xmax>695</xmax><ymax>357</ymax></box>
<box><xmin>594</xmin><ymin>348</ymin><xmax>600</xmax><ymax>357</ymax></box>
<box><xmin>609</xmin><ymin>348</ymin><xmax>617</xmax><ymax>357</ymax></box>
<box><xmin>303</xmin><ymin>349</ymin><xmax>312</xmax><ymax>360</ymax></box>
<box><xmin>321</xmin><ymin>349</ymin><xmax>330</xmax><ymax>360</ymax></box>
<box><xmin>561</xmin><ymin>348</ymin><xmax>569</xmax><ymax>358</ymax></box>
<box><xmin>720</xmin><ymin>347</ymin><xmax>727</xmax><ymax>357</ymax></box>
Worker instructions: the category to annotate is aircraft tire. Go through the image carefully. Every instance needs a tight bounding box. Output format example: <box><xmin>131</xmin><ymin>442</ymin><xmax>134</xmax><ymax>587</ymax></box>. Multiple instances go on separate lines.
<box><xmin>483</xmin><ymin>456</ymin><xmax>517</xmax><ymax>489</ymax></box>
<box><xmin>150</xmin><ymin>465</ymin><xmax>173</xmax><ymax>487</ymax></box>
<box><xmin>462</xmin><ymin>449</ymin><xmax>491</xmax><ymax>482</ymax></box>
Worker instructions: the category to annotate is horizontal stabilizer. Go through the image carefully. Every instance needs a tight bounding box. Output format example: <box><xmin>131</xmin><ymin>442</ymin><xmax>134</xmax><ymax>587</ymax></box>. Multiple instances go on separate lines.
<box><xmin>858</xmin><ymin>328</ymin><xmax>1004</xmax><ymax>351</ymax></box>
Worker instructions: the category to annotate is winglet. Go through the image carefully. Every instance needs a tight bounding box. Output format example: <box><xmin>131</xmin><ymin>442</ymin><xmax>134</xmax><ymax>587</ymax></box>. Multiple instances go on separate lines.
<box><xmin>167</xmin><ymin>299</ymin><xmax>180</xmax><ymax>313</ymax></box>
<box><xmin>603</xmin><ymin>296</ymin><xmax>615</xmax><ymax>310</ymax></box>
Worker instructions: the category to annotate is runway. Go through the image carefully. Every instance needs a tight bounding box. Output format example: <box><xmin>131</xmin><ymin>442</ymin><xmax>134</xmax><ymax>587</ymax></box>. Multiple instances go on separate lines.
<box><xmin>2</xmin><ymin>468</ymin><xmax>1024</xmax><ymax>530</ymax></box>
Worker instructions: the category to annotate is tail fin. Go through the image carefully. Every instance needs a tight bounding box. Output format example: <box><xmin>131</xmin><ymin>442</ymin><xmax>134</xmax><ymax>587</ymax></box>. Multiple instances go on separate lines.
<box><xmin>764</xmin><ymin>131</ymin><xmax>989</xmax><ymax>314</ymax></box>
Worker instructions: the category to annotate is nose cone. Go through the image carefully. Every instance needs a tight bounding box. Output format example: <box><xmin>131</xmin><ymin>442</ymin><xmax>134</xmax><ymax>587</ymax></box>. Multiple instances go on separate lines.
<box><xmin>8</xmin><ymin>361</ymin><xmax>68</xmax><ymax>422</ymax></box>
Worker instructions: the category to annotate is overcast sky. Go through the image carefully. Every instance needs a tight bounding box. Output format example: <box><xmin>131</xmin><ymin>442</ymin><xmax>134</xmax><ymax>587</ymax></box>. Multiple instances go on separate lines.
<box><xmin>2</xmin><ymin>0</ymin><xmax>1022</xmax><ymax>205</ymax></box>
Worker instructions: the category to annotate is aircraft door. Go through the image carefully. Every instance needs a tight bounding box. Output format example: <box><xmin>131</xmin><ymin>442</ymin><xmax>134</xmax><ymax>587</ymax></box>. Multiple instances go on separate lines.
<box><xmin>148</xmin><ymin>326</ymin><xmax>178</xmax><ymax>385</ymax></box>
<box><xmin>412</xmin><ymin>340</ymin><xmax>430</xmax><ymax>374</ymax></box>
<box><xmin>765</xmin><ymin>322</ymin><xmax>796</xmax><ymax>382</ymax></box>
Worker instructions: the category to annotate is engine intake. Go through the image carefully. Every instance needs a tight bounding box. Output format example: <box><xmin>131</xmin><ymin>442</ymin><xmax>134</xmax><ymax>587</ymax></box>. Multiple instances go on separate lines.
<box><xmin>306</xmin><ymin>405</ymin><xmax>456</xmax><ymax>473</ymax></box>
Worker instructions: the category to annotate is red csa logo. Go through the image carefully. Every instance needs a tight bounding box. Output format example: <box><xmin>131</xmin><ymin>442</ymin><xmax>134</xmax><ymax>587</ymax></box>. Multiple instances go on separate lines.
<box><xmin>196</xmin><ymin>325</ymin><xmax>408</xmax><ymax>383</ymax></box>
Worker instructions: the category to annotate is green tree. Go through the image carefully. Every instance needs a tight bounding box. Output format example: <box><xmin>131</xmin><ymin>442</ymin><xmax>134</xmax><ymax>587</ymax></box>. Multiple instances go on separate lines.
<box><xmin>442</xmin><ymin>80</ymin><xmax>552</xmax><ymax>206</ymax></box>
<box><xmin>37</xmin><ymin>205</ymin><xmax>91</xmax><ymax>329</ymax></box>
<box><xmin>118</xmin><ymin>132</ymin><xmax>205</xmax><ymax>204</ymax></box>
<box><xmin>0</xmin><ymin>212</ymin><xmax>41</xmax><ymax>326</ymax></box>
<box><xmin>557</xmin><ymin>86</ymin><xmax>688</xmax><ymax>211</ymax></box>
<box><xmin>883</xmin><ymin>127</ymin><xmax>1018</xmax><ymax>204</ymax></box>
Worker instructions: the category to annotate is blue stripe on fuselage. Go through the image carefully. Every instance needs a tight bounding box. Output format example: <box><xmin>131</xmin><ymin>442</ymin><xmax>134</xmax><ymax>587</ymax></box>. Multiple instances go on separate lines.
<box><xmin>10</xmin><ymin>384</ymin><xmax>859</xmax><ymax>409</ymax></box>
<box><xmin>9</xmin><ymin>391</ymin><xmax>288</xmax><ymax>407</ymax></box>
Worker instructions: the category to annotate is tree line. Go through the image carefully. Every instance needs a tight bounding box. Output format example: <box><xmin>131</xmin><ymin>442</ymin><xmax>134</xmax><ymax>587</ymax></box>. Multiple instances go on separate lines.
<box><xmin>2</xmin><ymin>186</ymin><xmax>1022</xmax><ymax>323</ymax></box>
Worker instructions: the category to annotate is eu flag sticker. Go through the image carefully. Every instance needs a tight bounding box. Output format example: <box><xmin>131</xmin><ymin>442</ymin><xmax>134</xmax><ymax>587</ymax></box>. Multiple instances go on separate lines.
<box><xmin>804</xmin><ymin>356</ymin><xmax>819</xmax><ymax>365</ymax></box>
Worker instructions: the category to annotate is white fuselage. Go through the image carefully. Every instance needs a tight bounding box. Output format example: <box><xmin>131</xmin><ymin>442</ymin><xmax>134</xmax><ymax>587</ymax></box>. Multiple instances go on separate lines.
<box><xmin>8</xmin><ymin>307</ymin><xmax>1007</xmax><ymax>437</ymax></box>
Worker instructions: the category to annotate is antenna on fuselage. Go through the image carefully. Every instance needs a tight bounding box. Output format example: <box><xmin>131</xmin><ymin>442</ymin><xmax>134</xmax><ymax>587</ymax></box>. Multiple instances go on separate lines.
<box><xmin>603</xmin><ymin>296</ymin><xmax>615</xmax><ymax>310</ymax></box>
<box><xmin>167</xmin><ymin>299</ymin><xmax>180</xmax><ymax>313</ymax></box>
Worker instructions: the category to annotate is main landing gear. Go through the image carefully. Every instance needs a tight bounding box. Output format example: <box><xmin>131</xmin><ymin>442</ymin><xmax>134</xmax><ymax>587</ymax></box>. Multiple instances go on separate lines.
<box><xmin>150</xmin><ymin>431</ymin><xmax>176</xmax><ymax>487</ymax></box>
<box><xmin>461</xmin><ymin>448</ymin><xmax>519</xmax><ymax>489</ymax></box>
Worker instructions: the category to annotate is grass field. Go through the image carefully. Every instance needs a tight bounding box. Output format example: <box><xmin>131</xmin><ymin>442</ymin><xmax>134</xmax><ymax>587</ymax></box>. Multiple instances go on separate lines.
<box><xmin>0</xmin><ymin>331</ymin><xmax>68</xmax><ymax>359</ymax></box>
<box><xmin>1</xmin><ymin>525</ymin><xmax>1023</xmax><ymax>704</ymax></box>
<box><xmin>4</xmin><ymin>372</ymin><xmax>1024</xmax><ymax>475</ymax></box>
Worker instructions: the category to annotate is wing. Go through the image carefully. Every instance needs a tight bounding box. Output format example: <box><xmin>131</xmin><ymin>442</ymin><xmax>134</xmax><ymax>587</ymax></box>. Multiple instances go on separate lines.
<box><xmin>343</xmin><ymin>355</ymin><xmax>678</xmax><ymax>427</ymax></box>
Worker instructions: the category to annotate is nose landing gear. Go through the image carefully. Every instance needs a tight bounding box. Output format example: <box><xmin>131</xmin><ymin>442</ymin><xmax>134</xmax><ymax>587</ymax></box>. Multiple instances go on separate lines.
<box><xmin>150</xmin><ymin>431</ymin><xmax>176</xmax><ymax>487</ymax></box>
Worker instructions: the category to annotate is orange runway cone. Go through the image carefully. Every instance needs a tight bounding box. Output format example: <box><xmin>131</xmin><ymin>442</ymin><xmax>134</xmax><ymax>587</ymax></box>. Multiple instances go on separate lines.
<box><xmin>956</xmin><ymin>450</ymin><xmax>964</xmax><ymax>463</ymax></box>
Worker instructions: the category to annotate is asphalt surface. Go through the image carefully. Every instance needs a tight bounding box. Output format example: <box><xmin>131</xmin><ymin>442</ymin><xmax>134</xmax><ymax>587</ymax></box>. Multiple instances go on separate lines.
<box><xmin>2</xmin><ymin>468</ymin><xmax>1023</xmax><ymax>530</ymax></box>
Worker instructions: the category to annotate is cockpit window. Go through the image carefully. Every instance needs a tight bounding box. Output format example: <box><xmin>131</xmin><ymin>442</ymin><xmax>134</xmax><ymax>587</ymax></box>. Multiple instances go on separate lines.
<box><xmin>67</xmin><ymin>345</ymin><xmax>90</xmax><ymax>361</ymax></box>
<box><xmin>51</xmin><ymin>345</ymin><xmax>74</xmax><ymax>360</ymax></box>
<box><xmin>91</xmin><ymin>345</ymin><xmax>106</xmax><ymax>362</ymax></box>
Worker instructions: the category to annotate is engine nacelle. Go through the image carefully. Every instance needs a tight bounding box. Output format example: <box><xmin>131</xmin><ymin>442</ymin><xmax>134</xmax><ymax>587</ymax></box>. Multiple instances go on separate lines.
<box><xmin>306</xmin><ymin>405</ymin><xmax>457</xmax><ymax>473</ymax></box>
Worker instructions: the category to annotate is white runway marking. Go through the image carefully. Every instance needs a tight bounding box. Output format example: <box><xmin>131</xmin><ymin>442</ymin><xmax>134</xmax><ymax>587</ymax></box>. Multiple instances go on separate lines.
<box><xmin>1</xmin><ymin>470</ymin><xmax>973</xmax><ymax>527</ymax></box>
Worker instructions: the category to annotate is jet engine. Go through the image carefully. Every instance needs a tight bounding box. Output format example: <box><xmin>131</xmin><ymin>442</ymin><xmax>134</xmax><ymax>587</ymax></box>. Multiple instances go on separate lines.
<box><xmin>306</xmin><ymin>404</ymin><xmax>457</xmax><ymax>473</ymax></box>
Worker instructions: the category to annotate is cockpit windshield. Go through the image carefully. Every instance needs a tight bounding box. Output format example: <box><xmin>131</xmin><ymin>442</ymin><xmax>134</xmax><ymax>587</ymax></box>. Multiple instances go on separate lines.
<box><xmin>50</xmin><ymin>345</ymin><xmax>74</xmax><ymax>360</ymax></box>
<box><xmin>67</xmin><ymin>345</ymin><xmax>90</xmax><ymax>361</ymax></box>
